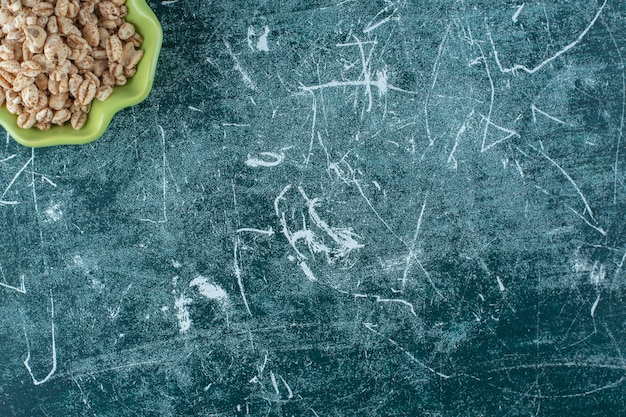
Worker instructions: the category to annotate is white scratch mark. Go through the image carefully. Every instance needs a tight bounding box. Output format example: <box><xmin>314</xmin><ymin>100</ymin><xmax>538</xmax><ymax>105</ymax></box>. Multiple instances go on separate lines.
<box><xmin>41</xmin><ymin>175</ymin><xmax>57</xmax><ymax>187</ymax></box>
<box><xmin>107</xmin><ymin>284</ymin><xmax>132</xmax><ymax>319</ymax></box>
<box><xmin>0</xmin><ymin>155</ymin><xmax>32</xmax><ymax>206</ymax></box>
<box><xmin>72</xmin><ymin>376</ymin><xmax>90</xmax><ymax>407</ymax></box>
<box><xmin>0</xmin><ymin>153</ymin><xmax>16</xmax><ymax>163</ymax></box>
<box><xmin>531</xmin><ymin>104</ymin><xmax>567</xmax><ymax>125</ymax></box>
<box><xmin>496</xmin><ymin>276</ymin><xmax>505</xmax><ymax>292</ymax></box>
<box><xmin>363</xmin><ymin>323</ymin><xmax>451</xmax><ymax>379</ymax></box>
<box><xmin>416</xmin><ymin>258</ymin><xmax>445</xmax><ymax>300</ymax></box>
<box><xmin>300</xmin><ymin>36</ymin><xmax>416</xmax><ymax>114</ymax></box>
<box><xmin>350</xmin><ymin>174</ymin><xmax>406</xmax><ymax>246</ymax></box>
<box><xmin>303</xmin><ymin>93</ymin><xmax>317</xmax><ymax>167</ymax></box>
<box><xmin>138</xmin><ymin>125</ymin><xmax>168</xmax><ymax>224</ymax></box>
<box><xmin>363</xmin><ymin>2</ymin><xmax>399</xmax><ymax>33</ymax></box>
<box><xmin>258</xmin><ymin>352</ymin><xmax>268</xmax><ymax>378</ymax></box>
<box><xmin>234</xmin><ymin>237</ymin><xmax>252</xmax><ymax>316</ymax></box>
<box><xmin>515</xmin><ymin>159</ymin><xmax>525</xmax><ymax>178</ymax></box>
<box><xmin>363</xmin><ymin>14</ymin><xmax>397</xmax><ymax>34</ymax></box>
<box><xmin>30</xmin><ymin>148</ymin><xmax>38</xmax><ymax>215</ymax></box>
<box><xmin>299</xmin><ymin>72</ymin><xmax>391</xmax><ymax>108</ymax></box>
<box><xmin>491</xmin><ymin>1</ymin><xmax>607</xmax><ymax>74</ymax></box>
<box><xmin>222</xmin><ymin>123</ymin><xmax>250</xmax><ymax>127</ymax></box>
<box><xmin>372</xmin><ymin>296</ymin><xmax>417</xmax><ymax>316</ymax></box>
<box><xmin>279</xmin><ymin>375</ymin><xmax>293</xmax><ymax>399</ymax></box>
<box><xmin>320</xmin><ymin>0</ymin><xmax>354</xmax><ymax>9</ymax></box>
<box><xmin>538</xmin><ymin>149</ymin><xmax>596</xmax><ymax>222</ymax></box>
<box><xmin>224</xmin><ymin>40</ymin><xmax>257</xmax><ymax>91</ymax></box>
<box><xmin>614</xmin><ymin>250</ymin><xmax>626</xmax><ymax>282</ymax></box>
<box><xmin>603</xmin><ymin>24</ymin><xmax>626</xmax><ymax>205</ymax></box>
<box><xmin>567</xmin><ymin>206</ymin><xmax>606</xmax><ymax>236</ymax></box>
<box><xmin>298</xmin><ymin>186</ymin><xmax>364</xmax><ymax>258</ymax></box>
<box><xmin>512</xmin><ymin>4</ymin><xmax>524</xmax><ymax>23</ymax></box>
<box><xmin>475</xmin><ymin>40</ymin><xmax>519</xmax><ymax>153</ymax></box>
<box><xmin>161</xmin><ymin>0</ymin><xmax>177</xmax><ymax>4</ymax></box>
<box><xmin>276</xmin><ymin>185</ymin><xmax>364</xmax><ymax>267</ymax></box>
<box><xmin>425</xmin><ymin>24</ymin><xmax>451</xmax><ymax>146</ymax></box>
<box><xmin>448</xmin><ymin>110</ymin><xmax>475</xmax><ymax>169</ymax></box>
<box><xmin>188</xmin><ymin>106</ymin><xmax>203</xmax><ymax>112</ymax></box>
<box><xmin>0</xmin><ymin>269</ymin><xmax>25</xmax><ymax>293</ymax></box>
<box><xmin>401</xmin><ymin>198</ymin><xmax>427</xmax><ymax>289</ymax></box>
<box><xmin>24</xmin><ymin>294</ymin><xmax>56</xmax><ymax>385</ymax></box>
<box><xmin>336</xmin><ymin>40</ymin><xmax>378</xmax><ymax>48</ymax></box>
<box><xmin>476</xmin><ymin>42</ymin><xmax>497</xmax><ymax>153</ymax></box>
<box><xmin>270</xmin><ymin>371</ymin><xmax>280</xmax><ymax>397</ymax></box>
<box><xmin>275</xmin><ymin>185</ymin><xmax>308</xmax><ymax>260</ymax></box>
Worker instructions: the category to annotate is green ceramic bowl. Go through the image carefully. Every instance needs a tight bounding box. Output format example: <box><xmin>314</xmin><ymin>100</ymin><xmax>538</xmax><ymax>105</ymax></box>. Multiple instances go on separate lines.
<box><xmin>0</xmin><ymin>0</ymin><xmax>162</xmax><ymax>147</ymax></box>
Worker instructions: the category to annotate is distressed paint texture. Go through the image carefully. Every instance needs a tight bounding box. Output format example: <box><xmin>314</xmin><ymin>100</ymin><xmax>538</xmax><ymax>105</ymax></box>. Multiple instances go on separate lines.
<box><xmin>1</xmin><ymin>0</ymin><xmax>626</xmax><ymax>416</ymax></box>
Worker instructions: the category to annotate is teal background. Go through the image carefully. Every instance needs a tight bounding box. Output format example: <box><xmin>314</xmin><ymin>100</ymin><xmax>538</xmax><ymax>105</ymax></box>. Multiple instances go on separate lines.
<box><xmin>1</xmin><ymin>1</ymin><xmax>626</xmax><ymax>416</ymax></box>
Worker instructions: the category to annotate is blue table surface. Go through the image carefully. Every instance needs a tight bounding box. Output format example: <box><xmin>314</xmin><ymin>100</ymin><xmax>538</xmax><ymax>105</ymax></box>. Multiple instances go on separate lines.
<box><xmin>1</xmin><ymin>1</ymin><xmax>626</xmax><ymax>416</ymax></box>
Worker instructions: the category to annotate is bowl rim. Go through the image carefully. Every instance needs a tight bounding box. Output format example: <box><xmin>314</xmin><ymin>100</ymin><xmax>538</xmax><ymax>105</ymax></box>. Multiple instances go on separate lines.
<box><xmin>0</xmin><ymin>0</ymin><xmax>162</xmax><ymax>148</ymax></box>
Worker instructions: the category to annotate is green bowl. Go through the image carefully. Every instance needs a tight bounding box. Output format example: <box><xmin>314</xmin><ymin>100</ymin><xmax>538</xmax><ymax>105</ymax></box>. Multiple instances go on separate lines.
<box><xmin>0</xmin><ymin>0</ymin><xmax>162</xmax><ymax>147</ymax></box>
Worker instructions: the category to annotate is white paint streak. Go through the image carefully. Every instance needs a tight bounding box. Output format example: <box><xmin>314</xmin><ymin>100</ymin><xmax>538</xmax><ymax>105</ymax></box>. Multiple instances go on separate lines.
<box><xmin>189</xmin><ymin>276</ymin><xmax>228</xmax><ymax>301</ymax></box>
<box><xmin>279</xmin><ymin>375</ymin><xmax>293</xmax><ymax>399</ymax></box>
<box><xmin>275</xmin><ymin>184</ymin><xmax>364</xmax><ymax>265</ymax></box>
<box><xmin>512</xmin><ymin>4</ymin><xmax>524</xmax><ymax>23</ymax></box>
<box><xmin>590</xmin><ymin>262</ymin><xmax>605</xmax><ymax>285</ymax></box>
<box><xmin>44</xmin><ymin>203</ymin><xmax>62</xmax><ymax>222</ymax></box>
<box><xmin>234</xmin><ymin>237</ymin><xmax>252</xmax><ymax>316</ymax></box>
<box><xmin>298</xmin><ymin>186</ymin><xmax>364</xmax><ymax>257</ymax></box>
<box><xmin>245</xmin><ymin>151</ymin><xmax>285</xmax><ymax>168</ymax></box>
<box><xmin>256</xmin><ymin>26</ymin><xmax>270</xmax><ymax>52</ymax></box>
<box><xmin>270</xmin><ymin>371</ymin><xmax>280</xmax><ymax>396</ymax></box>
<box><xmin>591</xmin><ymin>293</ymin><xmax>601</xmax><ymax>317</ymax></box>
<box><xmin>174</xmin><ymin>295</ymin><xmax>192</xmax><ymax>333</ymax></box>
<box><xmin>236</xmin><ymin>226</ymin><xmax>274</xmax><ymax>236</ymax></box>
<box><xmin>299</xmin><ymin>261</ymin><xmax>317</xmax><ymax>282</ymax></box>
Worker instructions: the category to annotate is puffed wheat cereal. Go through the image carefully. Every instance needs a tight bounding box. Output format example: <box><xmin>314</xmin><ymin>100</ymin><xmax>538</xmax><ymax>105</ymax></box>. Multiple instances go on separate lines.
<box><xmin>0</xmin><ymin>0</ymin><xmax>143</xmax><ymax>130</ymax></box>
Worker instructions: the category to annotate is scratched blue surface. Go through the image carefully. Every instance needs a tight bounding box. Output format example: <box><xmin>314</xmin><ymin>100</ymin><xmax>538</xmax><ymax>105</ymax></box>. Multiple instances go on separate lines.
<box><xmin>1</xmin><ymin>0</ymin><xmax>626</xmax><ymax>416</ymax></box>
